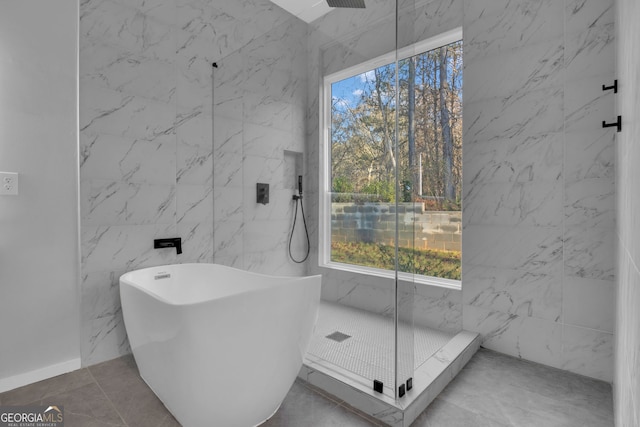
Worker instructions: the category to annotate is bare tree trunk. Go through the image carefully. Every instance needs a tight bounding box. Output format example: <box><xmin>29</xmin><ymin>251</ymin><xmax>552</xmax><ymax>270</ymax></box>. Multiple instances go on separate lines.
<box><xmin>407</xmin><ymin>56</ymin><xmax>416</xmax><ymax>198</ymax></box>
<box><xmin>374</xmin><ymin>68</ymin><xmax>396</xmax><ymax>175</ymax></box>
<box><xmin>439</xmin><ymin>46</ymin><xmax>455</xmax><ymax>201</ymax></box>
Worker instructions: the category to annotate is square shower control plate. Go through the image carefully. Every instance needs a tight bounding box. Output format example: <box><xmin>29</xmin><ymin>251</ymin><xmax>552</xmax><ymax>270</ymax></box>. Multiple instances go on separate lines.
<box><xmin>0</xmin><ymin>172</ymin><xmax>19</xmax><ymax>195</ymax></box>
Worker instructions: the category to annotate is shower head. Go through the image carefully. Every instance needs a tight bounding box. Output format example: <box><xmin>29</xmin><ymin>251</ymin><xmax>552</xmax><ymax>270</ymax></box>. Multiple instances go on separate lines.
<box><xmin>326</xmin><ymin>0</ymin><xmax>365</xmax><ymax>8</ymax></box>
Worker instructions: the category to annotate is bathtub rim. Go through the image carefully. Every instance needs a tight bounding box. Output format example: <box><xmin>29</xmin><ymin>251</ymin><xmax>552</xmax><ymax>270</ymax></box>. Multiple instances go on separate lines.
<box><xmin>119</xmin><ymin>263</ymin><xmax>321</xmax><ymax>307</ymax></box>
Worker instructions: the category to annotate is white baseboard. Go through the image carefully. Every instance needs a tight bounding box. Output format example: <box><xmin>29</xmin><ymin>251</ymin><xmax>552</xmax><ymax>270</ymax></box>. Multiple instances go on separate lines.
<box><xmin>0</xmin><ymin>358</ymin><xmax>82</xmax><ymax>394</ymax></box>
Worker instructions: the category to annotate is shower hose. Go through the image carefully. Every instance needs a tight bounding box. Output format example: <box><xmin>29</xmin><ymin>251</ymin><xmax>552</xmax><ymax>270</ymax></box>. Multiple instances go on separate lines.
<box><xmin>289</xmin><ymin>194</ymin><xmax>310</xmax><ymax>263</ymax></box>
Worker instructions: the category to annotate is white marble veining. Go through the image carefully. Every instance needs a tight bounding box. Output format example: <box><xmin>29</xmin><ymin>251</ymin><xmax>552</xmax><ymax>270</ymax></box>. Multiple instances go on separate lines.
<box><xmin>177</xmin><ymin>221</ymin><xmax>214</xmax><ymax>262</ymax></box>
<box><xmin>213</xmin><ymin>115</ymin><xmax>243</xmax><ymax>152</ymax></box>
<box><xmin>464</xmin><ymin>87</ymin><xmax>564</xmax><ymax>143</ymax></box>
<box><xmin>463</xmin><ymin>179</ymin><xmax>563</xmax><ymax>227</ymax></box>
<box><xmin>561</xmin><ymin>325</ymin><xmax>613</xmax><ymax>382</ymax></box>
<box><xmin>243</xmin><ymin>95</ymin><xmax>293</xmax><ymax>131</ymax></box>
<box><xmin>81</xmin><ymin>311</ymin><xmax>131</xmax><ymax>367</ymax></box>
<box><xmin>175</xmin><ymin>4</ymin><xmax>245</xmax><ymax>62</ymax></box>
<box><xmin>81</xmin><ymin>0</ymin><xmax>175</xmax><ymax>60</ymax></box>
<box><xmin>79</xmin><ymin>0</ymin><xmax>309</xmax><ymax>365</ymax></box>
<box><xmin>80</xmin><ymin>42</ymin><xmax>176</xmax><ymax>104</ymax></box>
<box><xmin>398</xmin><ymin>0</ymin><xmax>463</xmax><ymax>50</ymax></box>
<box><xmin>411</xmin><ymin>285</ymin><xmax>462</xmax><ymax>333</ymax></box>
<box><xmin>463</xmin><ymin>305</ymin><xmax>563</xmax><ymax>369</ymax></box>
<box><xmin>176</xmin><ymin>64</ymin><xmax>214</xmax><ymax>113</ymax></box>
<box><xmin>80</xmin><ymin>133</ymin><xmax>176</xmax><ymax>184</ymax></box>
<box><xmin>463</xmin><ymin>225</ymin><xmax>563</xmax><ymax>274</ymax></box>
<box><xmin>564</xmin><ymin>23</ymin><xmax>615</xmax><ymax>80</ymax></box>
<box><xmin>309</xmin><ymin>0</ymin><xmax>395</xmax><ymax>50</ymax></box>
<box><xmin>80</xmin><ymin>270</ymin><xmax>130</xmax><ymax>366</ymax></box>
<box><xmin>81</xmin><ymin>181</ymin><xmax>175</xmax><ymax>226</ymax></box>
<box><xmin>176</xmin><ymin>108</ymin><xmax>212</xmax><ymax>148</ymax></box>
<box><xmin>462</xmin><ymin>0</ymin><xmax>616</xmax><ymax>382</ymax></box>
<box><xmin>321</xmin><ymin>17</ymin><xmax>396</xmax><ymax>77</ymax></box>
<box><xmin>564</xmin><ymin>177</ymin><xmax>616</xmax><ymax>229</ymax></box>
<box><xmin>80</xmin><ymin>85</ymin><xmax>176</xmax><ymax>140</ymax></box>
<box><xmin>565</xmin><ymin>130</ymin><xmax>615</xmax><ymax>183</ymax></box>
<box><xmin>81</xmin><ymin>224</ymin><xmax>177</xmax><ymax>274</ymax></box>
<box><xmin>565</xmin><ymin>75</ymin><xmax>616</xmax><ymax>134</ymax></box>
<box><xmin>213</xmin><ymin>151</ymin><xmax>243</xmax><ymax>188</ymax></box>
<box><xmin>77</xmin><ymin>0</ymin><xmax>620</xmax><ymax>389</ymax></box>
<box><xmin>464</xmin><ymin>133</ymin><xmax>563</xmax><ymax>186</ymax></box>
<box><xmin>463</xmin><ymin>0</ymin><xmax>564</xmax><ymax>63</ymax></box>
<box><xmin>176</xmin><ymin>184</ymin><xmax>212</xmax><ymax>224</ymax></box>
<box><xmin>565</xmin><ymin>0</ymin><xmax>614</xmax><ymax>35</ymax></box>
<box><xmin>243</xmin><ymin>124</ymin><xmax>294</xmax><ymax>159</ymax></box>
<box><xmin>213</xmin><ymin>188</ymin><xmax>243</xmax><ymax>222</ymax></box>
<box><xmin>213</xmin><ymin>220</ymin><xmax>243</xmax><ymax>256</ymax></box>
<box><xmin>176</xmin><ymin>144</ymin><xmax>213</xmax><ymax>185</ymax></box>
<box><xmin>564</xmin><ymin>226</ymin><xmax>615</xmax><ymax>281</ymax></box>
<box><xmin>464</xmin><ymin>39</ymin><xmax>564</xmax><ymax>105</ymax></box>
<box><xmin>463</xmin><ymin>265</ymin><xmax>561</xmax><ymax>322</ymax></box>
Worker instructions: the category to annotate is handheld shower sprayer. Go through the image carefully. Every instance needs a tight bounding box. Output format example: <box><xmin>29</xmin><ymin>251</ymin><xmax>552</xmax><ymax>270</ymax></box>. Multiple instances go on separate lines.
<box><xmin>289</xmin><ymin>175</ymin><xmax>310</xmax><ymax>263</ymax></box>
<box><xmin>293</xmin><ymin>175</ymin><xmax>303</xmax><ymax>200</ymax></box>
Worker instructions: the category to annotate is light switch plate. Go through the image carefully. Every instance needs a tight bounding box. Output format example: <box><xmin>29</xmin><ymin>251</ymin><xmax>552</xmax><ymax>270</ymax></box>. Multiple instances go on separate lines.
<box><xmin>0</xmin><ymin>172</ymin><xmax>19</xmax><ymax>195</ymax></box>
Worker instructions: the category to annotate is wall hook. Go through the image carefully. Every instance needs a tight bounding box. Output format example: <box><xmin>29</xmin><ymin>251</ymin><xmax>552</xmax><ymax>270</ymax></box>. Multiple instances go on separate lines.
<box><xmin>602</xmin><ymin>115</ymin><xmax>622</xmax><ymax>133</ymax></box>
<box><xmin>602</xmin><ymin>80</ymin><xmax>618</xmax><ymax>93</ymax></box>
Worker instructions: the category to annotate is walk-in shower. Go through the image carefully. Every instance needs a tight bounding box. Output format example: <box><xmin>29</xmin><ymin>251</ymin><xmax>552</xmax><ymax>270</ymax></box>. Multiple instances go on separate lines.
<box><xmin>211</xmin><ymin>1</ymin><xmax>479</xmax><ymax>425</ymax></box>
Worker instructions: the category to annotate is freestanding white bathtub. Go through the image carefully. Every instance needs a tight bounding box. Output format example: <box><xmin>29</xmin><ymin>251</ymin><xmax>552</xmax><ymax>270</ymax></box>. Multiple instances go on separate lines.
<box><xmin>120</xmin><ymin>263</ymin><xmax>321</xmax><ymax>427</ymax></box>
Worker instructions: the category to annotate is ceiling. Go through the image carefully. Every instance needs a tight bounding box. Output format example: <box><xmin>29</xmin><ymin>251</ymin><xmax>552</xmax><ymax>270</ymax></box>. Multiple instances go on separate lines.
<box><xmin>269</xmin><ymin>0</ymin><xmax>333</xmax><ymax>23</ymax></box>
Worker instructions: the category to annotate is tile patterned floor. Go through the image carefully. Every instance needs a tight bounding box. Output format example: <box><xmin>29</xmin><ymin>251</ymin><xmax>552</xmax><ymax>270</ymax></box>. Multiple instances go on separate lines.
<box><xmin>308</xmin><ymin>301</ymin><xmax>454</xmax><ymax>393</ymax></box>
<box><xmin>0</xmin><ymin>348</ymin><xmax>613</xmax><ymax>426</ymax></box>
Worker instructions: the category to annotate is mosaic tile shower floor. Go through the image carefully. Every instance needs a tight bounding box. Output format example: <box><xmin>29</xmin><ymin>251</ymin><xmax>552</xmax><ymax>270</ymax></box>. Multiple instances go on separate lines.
<box><xmin>307</xmin><ymin>301</ymin><xmax>454</xmax><ymax>390</ymax></box>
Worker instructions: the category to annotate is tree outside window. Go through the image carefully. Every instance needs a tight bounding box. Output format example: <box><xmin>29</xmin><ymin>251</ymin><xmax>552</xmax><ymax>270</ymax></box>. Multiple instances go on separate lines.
<box><xmin>327</xmin><ymin>39</ymin><xmax>463</xmax><ymax>282</ymax></box>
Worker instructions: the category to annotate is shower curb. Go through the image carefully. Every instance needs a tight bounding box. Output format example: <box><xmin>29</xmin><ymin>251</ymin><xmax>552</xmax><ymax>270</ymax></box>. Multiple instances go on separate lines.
<box><xmin>298</xmin><ymin>330</ymin><xmax>481</xmax><ymax>427</ymax></box>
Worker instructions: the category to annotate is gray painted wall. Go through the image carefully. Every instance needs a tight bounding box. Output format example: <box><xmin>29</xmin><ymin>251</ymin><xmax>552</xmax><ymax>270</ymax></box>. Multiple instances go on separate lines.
<box><xmin>0</xmin><ymin>0</ymin><xmax>80</xmax><ymax>389</ymax></box>
<box><xmin>614</xmin><ymin>0</ymin><xmax>640</xmax><ymax>423</ymax></box>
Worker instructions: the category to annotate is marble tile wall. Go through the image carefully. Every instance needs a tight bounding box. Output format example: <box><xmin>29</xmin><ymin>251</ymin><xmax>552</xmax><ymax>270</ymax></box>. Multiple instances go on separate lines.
<box><xmin>614</xmin><ymin>0</ymin><xmax>640</xmax><ymax>424</ymax></box>
<box><xmin>307</xmin><ymin>0</ymin><xmax>617</xmax><ymax>383</ymax></box>
<box><xmin>462</xmin><ymin>0</ymin><xmax>616</xmax><ymax>382</ymax></box>
<box><xmin>79</xmin><ymin>0</ymin><xmax>621</xmax><ymax>384</ymax></box>
<box><xmin>213</xmin><ymin>17</ymin><xmax>309</xmax><ymax>275</ymax></box>
<box><xmin>79</xmin><ymin>0</ymin><xmax>306</xmax><ymax>365</ymax></box>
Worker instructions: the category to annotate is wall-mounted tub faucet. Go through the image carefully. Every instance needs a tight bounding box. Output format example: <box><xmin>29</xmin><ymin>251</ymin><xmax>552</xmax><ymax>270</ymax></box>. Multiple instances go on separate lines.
<box><xmin>154</xmin><ymin>237</ymin><xmax>182</xmax><ymax>255</ymax></box>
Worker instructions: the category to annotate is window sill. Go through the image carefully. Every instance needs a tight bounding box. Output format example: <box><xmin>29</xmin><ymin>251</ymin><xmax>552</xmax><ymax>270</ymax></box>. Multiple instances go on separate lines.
<box><xmin>320</xmin><ymin>261</ymin><xmax>462</xmax><ymax>291</ymax></box>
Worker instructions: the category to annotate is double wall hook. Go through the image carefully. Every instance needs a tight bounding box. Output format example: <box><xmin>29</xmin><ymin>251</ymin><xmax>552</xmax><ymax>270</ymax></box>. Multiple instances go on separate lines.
<box><xmin>602</xmin><ymin>80</ymin><xmax>621</xmax><ymax>132</ymax></box>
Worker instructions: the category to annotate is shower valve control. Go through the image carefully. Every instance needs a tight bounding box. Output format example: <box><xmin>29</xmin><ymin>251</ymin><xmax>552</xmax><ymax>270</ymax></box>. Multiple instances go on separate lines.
<box><xmin>256</xmin><ymin>183</ymin><xmax>269</xmax><ymax>205</ymax></box>
<box><xmin>0</xmin><ymin>172</ymin><xmax>19</xmax><ymax>196</ymax></box>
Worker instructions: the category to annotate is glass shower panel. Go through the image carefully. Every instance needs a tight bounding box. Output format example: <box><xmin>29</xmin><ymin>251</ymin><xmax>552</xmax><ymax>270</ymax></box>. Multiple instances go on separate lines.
<box><xmin>321</xmin><ymin>36</ymin><xmax>397</xmax><ymax>401</ymax></box>
<box><xmin>397</xmin><ymin>0</ymin><xmax>464</xmax><ymax>384</ymax></box>
<box><xmin>312</xmin><ymin>0</ymin><xmax>411</xmax><ymax>399</ymax></box>
<box><xmin>313</xmin><ymin>0</ymin><xmax>417</xmax><ymax>400</ymax></box>
<box><xmin>394</xmin><ymin>0</ymin><xmax>416</xmax><ymax>396</ymax></box>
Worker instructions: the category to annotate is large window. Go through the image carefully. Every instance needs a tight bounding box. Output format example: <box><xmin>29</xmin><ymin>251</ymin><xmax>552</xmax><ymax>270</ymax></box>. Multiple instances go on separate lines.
<box><xmin>320</xmin><ymin>29</ymin><xmax>463</xmax><ymax>288</ymax></box>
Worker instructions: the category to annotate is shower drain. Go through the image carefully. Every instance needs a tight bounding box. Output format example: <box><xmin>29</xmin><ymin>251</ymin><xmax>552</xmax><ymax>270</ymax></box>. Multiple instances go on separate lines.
<box><xmin>325</xmin><ymin>331</ymin><xmax>351</xmax><ymax>343</ymax></box>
